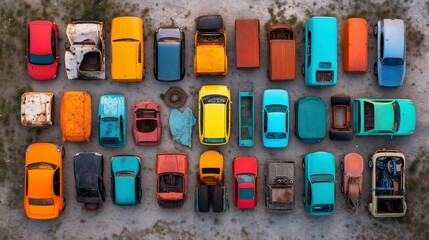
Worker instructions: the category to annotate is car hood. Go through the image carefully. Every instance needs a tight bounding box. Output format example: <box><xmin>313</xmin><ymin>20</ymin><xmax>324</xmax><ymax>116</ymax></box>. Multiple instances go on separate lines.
<box><xmin>378</xmin><ymin>63</ymin><xmax>405</xmax><ymax>87</ymax></box>
<box><xmin>157</xmin><ymin>154</ymin><xmax>187</xmax><ymax>174</ymax></box>
<box><xmin>234</xmin><ymin>156</ymin><xmax>257</xmax><ymax>174</ymax></box>
<box><xmin>66</xmin><ymin>22</ymin><xmax>102</xmax><ymax>45</ymax></box>
<box><xmin>398</xmin><ymin>100</ymin><xmax>416</xmax><ymax>134</ymax></box>
<box><xmin>263</xmin><ymin>90</ymin><xmax>289</xmax><ymax>106</ymax></box>
<box><xmin>306</xmin><ymin>152</ymin><xmax>335</xmax><ymax>175</ymax></box>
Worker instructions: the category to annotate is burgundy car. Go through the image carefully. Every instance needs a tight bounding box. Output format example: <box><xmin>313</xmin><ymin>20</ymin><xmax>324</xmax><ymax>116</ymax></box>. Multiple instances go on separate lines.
<box><xmin>26</xmin><ymin>20</ymin><xmax>59</xmax><ymax>80</ymax></box>
<box><xmin>233</xmin><ymin>156</ymin><xmax>258</xmax><ymax>209</ymax></box>
<box><xmin>132</xmin><ymin>102</ymin><xmax>161</xmax><ymax>146</ymax></box>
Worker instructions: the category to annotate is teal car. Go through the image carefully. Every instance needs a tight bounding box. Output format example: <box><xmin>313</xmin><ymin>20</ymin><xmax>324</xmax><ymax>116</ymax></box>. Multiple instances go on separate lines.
<box><xmin>98</xmin><ymin>94</ymin><xmax>126</xmax><ymax>147</ymax></box>
<box><xmin>295</xmin><ymin>96</ymin><xmax>326</xmax><ymax>143</ymax></box>
<box><xmin>302</xmin><ymin>16</ymin><xmax>337</xmax><ymax>86</ymax></box>
<box><xmin>303</xmin><ymin>152</ymin><xmax>336</xmax><ymax>216</ymax></box>
<box><xmin>353</xmin><ymin>98</ymin><xmax>416</xmax><ymax>136</ymax></box>
<box><xmin>111</xmin><ymin>155</ymin><xmax>142</xmax><ymax>205</ymax></box>
<box><xmin>262</xmin><ymin>89</ymin><xmax>289</xmax><ymax>148</ymax></box>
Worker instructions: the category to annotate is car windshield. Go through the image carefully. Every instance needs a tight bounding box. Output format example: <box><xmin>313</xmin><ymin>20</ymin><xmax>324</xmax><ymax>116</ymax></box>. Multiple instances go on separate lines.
<box><xmin>382</xmin><ymin>57</ymin><xmax>404</xmax><ymax>66</ymax></box>
<box><xmin>310</xmin><ymin>174</ymin><xmax>334</xmax><ymax>183</ymax></box>
<box><xmin>100</xmin><ymin>137</ymin><xmax>119</xmax><ymax>145</ymax></box>
<box><xmin>265</xmin><ymin>104</ymin><xmax>287</xmax><ymax>113</ymax></box>
<box><xmin>202</xmin><ymin>168</ymin><xmax>221</xmax><ymax>174</ymax></box>
<box><xmin>102</xmin><ymin>117</ymin><xmax>119</xmax><ymax>122</ymax></box>
<box><xmin>237</xmin><ymin>174</ymin><xmax>255</xmax><ymax>184</ymax></box>
<box><xmin>313</xmin><ymin>204</ymin><xmax>334</xmax><ymax>213</ymax></box>
<box><xmin>239</xmin><ymin>188</ymin><xmax>255</xmax><ymax>200</ymax></box>
<box><xmin>27</xmin><ymin>162</ymin><xmax>57</xmax><ymax>170</ymax></box>
<box><xmin>29</xmin><ymin>198</ymin><xmax>54</xmax><ymax>205</ymax></box>
<box><xmin>203</xmin><ymin>138</ymin><xmax>226</xmax><ymax>144</ymax></box>
<box><xmin>202</xmin><ymin>95</ymin><xmax>227</xmax><ymax>104</ymax></box>
<box><xmin>113</xmin><ymin>38</ymin><xmax>139</xmax><ymax>42</ymax></box>
<box><xmin>78</xmin><ymin>188</ymin><xmax>100</xmax><ymax>198</ymax></box>
<box><xmin>115</xmin><ymin>171</ymin><xmax>135</xmax><ymax>177</ymax></box>
<box><xmin>392</xmin><ymin>101</ymin><xmax>400</xmax><ymax>132</ymax></box>
<box><xmin>159</xmin><ymin>37</ymin><xmax>180</xmax><ymax>43</ymax></box>
<box><xmin>266</xmin><ymin>132</ymin><xmax>286</xmax><ymax>139</ymax></box>
<box><xmin>29</xmin><ymin>54</ymin><xmax>54</xmax><ymax>65</ymax></box>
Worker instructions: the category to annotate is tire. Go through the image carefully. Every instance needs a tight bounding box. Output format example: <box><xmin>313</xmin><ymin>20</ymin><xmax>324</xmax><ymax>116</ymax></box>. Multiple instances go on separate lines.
<box><xmin>61</xmin><ymin>147</ymin><xmax>65</xmax><ymax>159</ymax></box>
<box><xmin>373</xmin><ymin>24</ymin><xmax>378</xmax><ymax>37</ymax></box>
<box><xmin>164</xmin><ymin>87</ymin><xmax>187</xmax><ymax>109</ymax></box>
<box><xmin>302</xmin><ymin>29</ymin><xmax>305</xmax><ymax>42</ymax></box>
<box><xmin>374</xmin><ymin>63</ymin><xmax>378</xmax><ymax>78</ymax></box>
<box><xmin>329</xmin><ymin>129</ymin><xmax>353</xmax><ymax>141</ymax></box>
<box><xmin>302</xmin><ymin>158</ymin><xmax>305</xmax><ymax>170</ymax></box>
<box><xmin>102</xmin><ymin>185</ymin><xmax>106</xmax><ymax>201</ymax></box>
<box><xmin>85</xmin><ymin>203</ymin><xmax>98</xmax><ymax>211</ymax></box>
<box><xmin>196</xmin><ymin>15</ymin><xmax>223</xmax><ymax>31</ymax></box>
<box><xmin>368</xmin><ymin>159</ymin><xmax>373</xmax><ymax>169</ymax></box>
<box><xmin>64</xmin><ymin>42</ymin><xmax>70</xmax><ymax>50</ymax></box>
<box><xmin>197</xmin><ymin>185</ymin><xmax>210</xmax><ymax>212</ymax></box>
<box><xmin>331</xmin><ymin>95</ymin><xmax>350</xmax><ymax>106</ymax></box>
<box><xmin>212</xmin><ymin>186</ymin><xmax>223</xmax><ymax>213</ymax></box>
<box><xmin>301</xmin><ymin>64</ymin><xmax>305</xmax><ymax>77</ymax></box>
<box><xmin>62</xmin><ymin>198</ymin><xmax>66</xmax><ymax>211</ymax></box>
<box><xmin>340</xmin><ymin>162</ymin><xmax>344</xmax><ymax>172</ymax></box>
<box><xmin>341</xmin><ymin>183</ymin><xmax>344</xmax><ymax>193</ymax></box>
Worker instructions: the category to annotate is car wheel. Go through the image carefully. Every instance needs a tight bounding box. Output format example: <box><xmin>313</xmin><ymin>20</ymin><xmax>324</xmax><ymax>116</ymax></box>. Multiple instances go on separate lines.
<box><xmin>85</xmin><ymin>203</ymin><xmax>98</xmax><ymax>211</ymax></box>
<box><xmin>331</xmin><ymin>95</ymin><xmax>351</xmax><ymax>105</ymax></box>
<box><xmin>341</xmin><ymin>183</ymin><xmax>344</xmax><ymax>193</ymax></box>
<box><xmin>303</xmin><ymin>196</ymin><xmax>305</xmax><ymax>204</ymax></box>
<box><xmin>301</xmin><ymin>64</ymin><xmax>305</xmax><ymax>77</ymax></box>
<box><xmin>164</xmin><ymin>87</ymin><xmax>187</xmax><ymax>109</ymax></box>
<box><xmin>368</xmin><ymin>159</ymin><xmax>373</xmax><ymax>169</ymax></box>
<box><xmin>212</xmin><ymin>186</ymin><xmax>223</xmax><ymax>213</ymax></box>
<box><xmin>62</xmin><ymin>198</ymin><xmax>66</xmax><ymax>211</ymax></box>
<box><xmin>302</xmin><ymin>29</ymin><xmax>305</xmax><ymax>42</ymax></box>
<box><xmin>197</xmin><ymin>185</ymin><xmax>210</xmax><ymax>212</ymax></box>
<box><xmin>329</xmin><ymin>129</ymin><xmax>354</xmax><ymax>141</ymax></box>
<box><xmin>302</xmin><ymin>158</ymin><xmax>305</xmax><ymax>170</ymax></box>
<box><xmin>373</xmin><ymin>25</ymin><xmax>378</xmax><ymax>37</ymax></box>
<box><xmin>196</xmin><ymin>15</ymin><xmax>223</xmax><ymax>31</ymax></box>
<box><xmin>340</xmin><ymin>162</ymin><xmax>344</xmax><ymax>172</ymax></box>
<box><xmin>374</xmin><ymin>63</ymin><xmax>378</xmax><ymax>78</ymax></box>
<box><xmin>61</xmin><ymin>147</ymin><xmax>65</xmax><ymax>159</ymax></box>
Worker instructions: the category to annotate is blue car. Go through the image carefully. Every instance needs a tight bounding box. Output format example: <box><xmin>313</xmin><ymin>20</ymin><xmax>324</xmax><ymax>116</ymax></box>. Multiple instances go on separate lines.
<box><xmin>303</xmin><ymin>152</ymin><xmax>336</xmax><ymax>216</ymax></box>
<box><xmin>153</xmin><ymin>27</ymin><xmax>185</xmax><ymax>81</ymax></box>
<box><xmin>374</xmin><ymin>19</ymin><xmax>406</xmax><ymax>87</ymax></box>
<box><xmin>98</xmin><ymin>94</ymin><xmax>126</xmax><ymax>147</ymax></box>
<box><xmin>262</xmin><ymin>89</ymin><xmax>289</xmax><ymax>148</ymax></box>
<box><xmin>111</xmin><ymin>155</ymin><xmax>142</xmax><ymax>205</ymax></box>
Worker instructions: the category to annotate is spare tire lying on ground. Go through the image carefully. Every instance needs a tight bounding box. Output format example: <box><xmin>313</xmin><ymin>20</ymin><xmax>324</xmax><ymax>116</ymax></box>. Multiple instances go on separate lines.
<box><xmin>197</xmin><ymin>15</ymin><xmax>223</xmax><ymax>32</ymax></box>
<box><xmin>164</xmin><ymin>87</ymin><xmax>187</xmax><ymax>109</ymax></box>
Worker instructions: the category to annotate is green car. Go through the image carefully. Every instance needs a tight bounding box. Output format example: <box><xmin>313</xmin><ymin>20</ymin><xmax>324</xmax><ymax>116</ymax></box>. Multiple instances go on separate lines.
<box><xmin>303</xmin><ymin>152</ymin><xmax>336</xmax><ymax>216</ymax></box>
<box><xmin>353</xmin><ymin>98</ymin><xmax>416</xmax><ymax>136</ymax></box>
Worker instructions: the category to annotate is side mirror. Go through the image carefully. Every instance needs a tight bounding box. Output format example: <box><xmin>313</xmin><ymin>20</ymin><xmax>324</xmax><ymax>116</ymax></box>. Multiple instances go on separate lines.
<box><xmin>64</xmin><ymin>42</ymin><xmax>70</xmax><ymax>50</ymax></box>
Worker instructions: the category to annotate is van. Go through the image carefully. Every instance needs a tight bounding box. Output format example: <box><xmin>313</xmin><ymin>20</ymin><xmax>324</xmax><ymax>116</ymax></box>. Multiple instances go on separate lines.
<box><xmin>267</xmin><ymin>23</ymin><xmax>295</xmax><ymax>80</ymax></box>
<box><xmin>60</xmin><ymin>91</ymin><xmax>91</xmax><ymax>142</ymax></box>
<box><xmin>343</xmin><ymin>18</ymin><xmax>368</xmax><ymax>73</ymax></box>
<box><xmin>302</xmin><ymin>17</ymin><xmax>337</xmax><ymax>86</ymax></box>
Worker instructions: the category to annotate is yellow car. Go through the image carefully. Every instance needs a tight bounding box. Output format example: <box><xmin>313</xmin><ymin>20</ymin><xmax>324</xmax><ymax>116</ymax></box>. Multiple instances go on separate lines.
<box><xmin>198</xmin><ymin>85</ymin><xmax>231</xmax><ymax>145</ymax></box>
<box><xmin>111</xmin><ymin>16</ymin><xmax>144</xmax><ymax>82</ymax></box>
<box><xmin>24</xmin><ymin>143</ymin><xmax>65</xmax><ymax>220</ymax></box>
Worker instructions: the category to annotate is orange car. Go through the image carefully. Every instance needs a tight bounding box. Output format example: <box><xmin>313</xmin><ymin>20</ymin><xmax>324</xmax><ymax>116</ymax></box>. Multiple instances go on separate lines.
<box><xmin>343</xmin><ymin>18</ymin><xmax>368</xmax><ymax>72</ymax></box>
<box><xmin>60</xmin><ymin>91</ymin><xmax>92</xmax><ymax>142</ymax></box>
<box><xmin>24</xmin><ymin>143</ymin><xmax>65</xmax><ymax>220</ymax></box>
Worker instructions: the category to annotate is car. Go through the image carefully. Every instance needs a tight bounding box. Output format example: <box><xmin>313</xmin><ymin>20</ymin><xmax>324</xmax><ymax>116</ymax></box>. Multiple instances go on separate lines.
<box><xmin>198</xmin><ymin>85</ymin><xmax>232</xmax><ymax>145</ymax></box>
<box><xmin>265</xmin><ymin>160</ymin><xmax>295</xmax><ymax>211</ymax></box>
<box><xmin>303</xmin><ymin>152</ymin><xmax>336</xmax><ymax>216</ymax></box>
<box><xmin>262</xmin><ymin>89</ymin><xmax>289</xmax><ymax>148</ymax></box>
<box><xmin>329</xmin><ymin>94</ymin><xmax>353</xmax><ymax>141</ymax></box>
<box><xmin>194</xmin><ymin>15</ymin><xmax>228</xmax><ymax>76</ymax></box>
<box><xmin>368</xmin><ymin>150</ymin><xmax>407</xmax><ymax>217</ymax></box>
<box><xmin>352</xmin><ymin>98</ymin><xmax>416</xmax><ymax>136</ymax></box>
<box><xmin>74</xmin><ymin>152</ymin><xmax>106</xmax><ymax>211</ymax></box>
<box><xmin>343</xmin><ymin>18</ymin><xmax>368</xmax><ymax>73</ymax></box>
<box><xmin>60</xmin><ymin>91</ymin><xmax>92</xmax><ymax>142</ymax></box>
<box><xmin>26</xmin><ymin>20</ymin><xmax>59</xmax><ymax>80</ymax></box>
<box><xmin>98</xmin><ymin>94</ymin><xmax>126</xmax><ymax>147</ymax></box>
<box><xmin>302</xmin><ymin>16</ymin><xmax>337</xmax><ymax>86</ymax></box>
<box><xmin>295</xmin><ymin>96</ymin><xmax>327</xmax><ymax>143</ymax></box>
<box><xmin>24</xmin><ymin>143</ymin><xmax>65</xmax><ymax>220</ymax></box>
<box><xmin>132</xmin><ymin>102</ymin><xmax>161</xmax><ymax>146</ymax></box>
<box><xmin>233</xmin><ymin>156</ymin><xmax>258</xmax><ymax>209</ymax></box>
<box><xmin>154</xmin><ymin>27</ymin><xmax>185</xmax><ymax>81</ymax></box>
<box><xmin>235</xmin><ymin>19</ymin><xmax>260</xmax><ymax>68</ymax></box>
<box><xmin>110</xmin><ymin>155</ymin><xmax>142</xmax><ymax>205</ymax></box>
<box><xmin>65</xmin><ymin>19</ymin><xmax>105</xmax><ymax>80</ymax></box>
<box><xmin>156</xmin><ymin>153</ymin><xmax>188</xmax><ymax>208</ymax></box>
<box><xmin>340</xmin><ymin>153</ymin><xmax>363</xmax><ymax>214</ymax></box>
<box><xmin>111</xmin><ymin>17</ymin><xmax>144</xmax><ymax>82</ymax></box>
<box><xmin>21</xmin><ymin>92</ymin><xmax>54</xmax><ymax>128</ymax></box>
<box><xmin>267</xmin><ymin>23</ymin><xmax>296</xmax><ymax>80</ymax></box>
<box><xmin>373</xmin><ymin>19</ymin><xmax>406</xmax><ymax>87</ymax></box>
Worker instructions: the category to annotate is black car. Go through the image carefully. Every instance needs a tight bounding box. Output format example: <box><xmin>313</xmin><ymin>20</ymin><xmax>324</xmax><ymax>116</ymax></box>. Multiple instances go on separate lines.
<box><xmin>74</xmin><ymin>152</ymin><xmax>106</xmax><ymax>211</ymax></box>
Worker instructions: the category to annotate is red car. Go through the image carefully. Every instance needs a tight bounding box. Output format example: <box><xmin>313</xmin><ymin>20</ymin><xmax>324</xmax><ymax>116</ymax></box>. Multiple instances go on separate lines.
<box><xmin>132</xmin><ymin>102</ymin><xmax>161</xmax><ymax>146</ymax></box>
<box><xmin>233</xmin><ymin>156</ymin><xmax>258</xmax><ymax>209</ymax></box>
<box><xmin>26</xmin><ymin>20</ymin><xmax>59</xmax><ymax>80</ymax></box>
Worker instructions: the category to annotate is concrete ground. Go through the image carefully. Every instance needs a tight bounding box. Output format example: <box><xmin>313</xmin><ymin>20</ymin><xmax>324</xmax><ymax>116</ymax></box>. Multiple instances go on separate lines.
<box><xmin>1</xmin><ymin>0</ymin><xmax>429</xmax><ymax>239</ymax></box>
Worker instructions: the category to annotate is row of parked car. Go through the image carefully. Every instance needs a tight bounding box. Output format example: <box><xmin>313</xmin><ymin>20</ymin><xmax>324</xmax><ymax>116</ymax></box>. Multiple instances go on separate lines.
<box><xmin>26</xmin><ymin>15</ymin><xmax>407</xmax><ymax>87</ymax></box>
<box><xmin>20</xmin><ymin>88</ymin><xmax>416</xmax><ymax>149</ymax></box>
<box><xmin>24</xmin><ymin>143</ymin><xmax>406</xmax><ymax>220</ymax></box>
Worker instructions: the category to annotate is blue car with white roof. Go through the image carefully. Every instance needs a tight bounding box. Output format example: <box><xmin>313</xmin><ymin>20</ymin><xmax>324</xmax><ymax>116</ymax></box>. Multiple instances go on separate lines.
<box><xmin>373</xmin><ymin>19</ymin><xmax>406</xmax><ymax>87</ymax></box>
<box><xmin>111</xmin><ymin>155</ymin><xmax>142</xmax><ymax>205</ymax></box>
<box><xmin>154</xmin><ymin>27</ymin><xmax>185</xmax><ymax>81</ymax></box>
<box><xmin>98</xmin><ymin>94</ymin><xmax>126</xmax><ymax>147</ymax></box>
<box><xmin>262</xmin><ymin>89</ymin><xmax>289</xmax><ymax>148</ymax></box>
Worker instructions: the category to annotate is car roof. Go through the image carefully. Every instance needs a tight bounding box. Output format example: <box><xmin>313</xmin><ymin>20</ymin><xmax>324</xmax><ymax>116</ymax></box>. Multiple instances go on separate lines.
<box><xmin>306</xmin><ymin>17</ymin><xmax>337</xmax><ymax>66</ymax></box>
<box><xmin>311</xmin><ymin>182</ymin><xmax>335</xmax><ymax>204</ymax></box>
<box><xmin>28</xmin><ymin>168</ymin><xmax>54</xmax><ymax>198</ymax></box>
<box><xmin>296</xmin><ymin>96</ymin><xmax>326</xmax><ymax>141</ymax></box>
<box><xmin>29</xmin><ymin>21</ymin><xmax>53</xmax><ymax>55</ymax></box>
<box><xmin>383</xmin><ymin>19</ymin><xmax>405</xmax><ymax>59</ymax></box>
<box><xmin>203</xmin><ymin>103</ymin><xmax>226</xmax><ymax>139</ymax></box>
<box><xmin>74</xmin><ymin>152</ymin><xmax>103</xmax><ymax>188</ymax></box>
<box><xmin>157</xmin><ymin>42</ymin><xmax>181</xmax><ymax>80</ymax></box>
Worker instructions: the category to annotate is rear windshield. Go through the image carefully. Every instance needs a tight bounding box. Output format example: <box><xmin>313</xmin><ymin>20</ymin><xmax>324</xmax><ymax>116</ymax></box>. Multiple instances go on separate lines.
<box><xmin>239</xmin><ymin>188</ymin><xmax>255</xmax><ymax>200</ymax></box>
<box><xmin>29</xmin><ymin>54</ymin><xmax>54</xmax><ymax>65</ymax></box>
<box><xmin>202</xmin><ymin>168</ymin><xmax>221</xmax><ymax>174</ymax></box>
<box><xmin>313</xmin><ymin>204</ymin><xmax>334</xmax><ymax>213</ymax></box>
<box><xmin>100</xmin><ymin>137</ymin><xmax>119</xmax><ymax>145</ymax></box>
<box><xmin>383</xmin><ymin>57</ymin><xmax>404</xmax><ymax>66</ymax></box>
<box><xmin>202</xmin><ymin>95</ymin><xmax>227</xmax><ymax>104</ymax></box>
<box><xmin>203</xmin><ymin>138</ymin><xmax>226</xmax><ymax>144</ymax></box>
<box><xmin>29</xmin><ymin>198</ymin><xmax>54</xmax><ymax>205</ymax></box>
<box><xmin>265</xmin><ymin>104</ymin><xmax>287</xmax><ymax>113</ymax></box>
<box><xmin>237</xmin><ymin>174</ymin><xmax>255</xmax><ymax>184</ymax></box>
<box><xmin>78</xmin><ymin>188</ymin><xmax>99</xmax><ymax>198</ymax></box>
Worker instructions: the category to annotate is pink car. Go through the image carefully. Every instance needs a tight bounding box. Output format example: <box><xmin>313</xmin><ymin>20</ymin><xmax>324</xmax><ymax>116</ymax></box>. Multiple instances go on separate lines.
<box><xmin>132</xmin><ymin>102</ymin><xmax>161</xmax><ymax>146</ymax></box>
<box><xmin>340</xmin><ymin>153</ymin><xmax>363</xmax><ymax>214</ymax></box>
